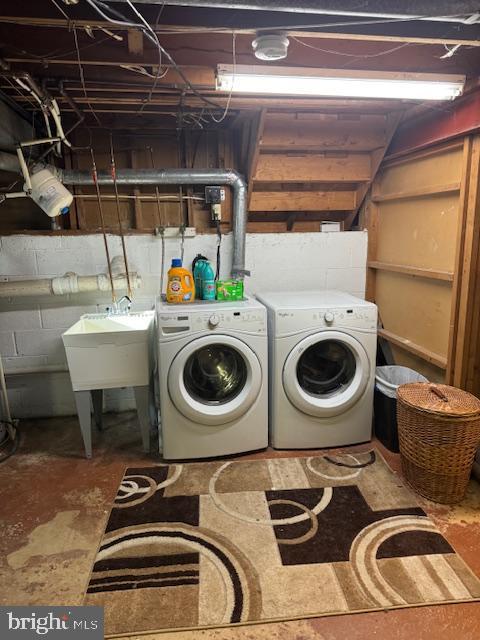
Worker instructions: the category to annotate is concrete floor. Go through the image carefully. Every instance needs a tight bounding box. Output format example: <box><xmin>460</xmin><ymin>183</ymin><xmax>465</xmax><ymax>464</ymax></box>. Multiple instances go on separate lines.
<box><xmin>1</xmin><ymin>411</ymin><xmax>479</xmax><ymax>639</ymax></box>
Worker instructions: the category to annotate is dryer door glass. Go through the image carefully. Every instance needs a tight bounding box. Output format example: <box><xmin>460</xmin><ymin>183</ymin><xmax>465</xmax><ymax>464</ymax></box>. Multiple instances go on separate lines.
<box><xmin>297</xmin><ymin>340</ymin><xmax>356</xmax><ymax>397</ymax></box>
<box><xmin>183</xmin><ymin>344</ymin><xmax>248</xmax><ymax>404</ymax></box>
<box><xmin>282</xmin><ymin>330</ymin><xmax>370</xmax><ymax>418</ymax></box>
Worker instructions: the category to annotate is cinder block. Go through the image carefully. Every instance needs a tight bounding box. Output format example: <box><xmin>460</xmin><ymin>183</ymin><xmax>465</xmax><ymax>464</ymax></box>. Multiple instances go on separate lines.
<box><xmin>61</xmin><ymin>235</ymin><xmax>103</xmax><ymax>253</ymax></box>
<box><xmin>0</xmin><ymin>307</ymin><xmax>41</xmax><ymax>330</ymax></box>
<box><xmin>35</xmin><ymin>249</ymin><xmax>96</xmax><ymax>277</ymax></box>
<box><xmin>0</xmin><ymin>331</ymin><xmax>16</xmax><ymax>356</ymax></box>
<box><xmin>1</xmin><ymin>235</ymin><xmax>62</xmax><ymax>252</ymax></box>
<box><xmin>15</xmin><ymin>328</ymin><xmax>66</xmax><ymax>363</ymax></box>
<box><xmin>7</xmin><ymin>372</ymin><xmax>76</xmax><ymax>418</ymax></box>
<box><xmin>0</xmin><ymin>250</ymin><xmax>37</xmax><ymax>277</ymax></box>
<box><xmin>40</xmin><ymin>304</ymin><xmax>97</xmax><ymax>329</ymax></box>
<box><xmin>326</xmin><ymin>267</ymin><xmax>366</xmax><ymax>294</ymax></box>
<box><xmin>130</xmin><ymin>298</ymin><xmax>155</xmax><ymax>312</ymax></box>
<box><xmin>3</xmin><ymin>355</ymin><xmax>48</xmax><ymax>373</ymax></box>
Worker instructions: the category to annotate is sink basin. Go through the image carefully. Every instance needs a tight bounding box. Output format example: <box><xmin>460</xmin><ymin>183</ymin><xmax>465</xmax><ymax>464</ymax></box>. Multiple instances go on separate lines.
<box><xmin>66</xmin><ymin>312</ymin><xmax>154</xmax><ymax>335</ymax></box>
<box><xmin>62</xmin><ymin>311</ymin><xmax>154</xmax><ymax>391</ymax></box>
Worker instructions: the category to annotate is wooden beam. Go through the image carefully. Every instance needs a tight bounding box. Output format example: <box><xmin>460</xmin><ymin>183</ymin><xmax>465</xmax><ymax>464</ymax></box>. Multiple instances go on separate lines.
<box><xmin>383</xmin><ymin>138</ymin><xmax>464</xmax><ymax>167</ymax></box>
<box><xmin>388</xmin><ymin>89</ymin><xmax>480</xmax><ymax>158</ymax></box>
<box><xmin>378</xmin><ymin>328</ymin><xmax>448</xmax><ymax>369</ymax></box>
<box><xmin>344</xmin><ymin>110</ymin><xmax>404</xmax><ymax>229</ymax></box>
<box><xmin>254</xmin><ymin>153</ymin><xmax>371</xmax><ymax>183</ymax></box>
<box><xmin>260</xmin><ymin>114</ymin><xmax>387</xmax><ymax>152</ymax></box>
<box><xmin>372</xmin><ymin>182</ymin><xmax>460</xmax><ymax>203</ymax></box>
<box><xmin>12</xmin><ymin>90</ymin><xmax>402</xmax><ymax>113</ymax></box>
<box><xmin>368</xmin><ymin>261</ymin><xmax>454</xmax><ymax>282</ymax></box>
<box><xmin>452</xmin><ymin>135</ymin><xmax>480</xmax><ymax>389</ymax></box>
<box><xmin>250</xmin><ymin>190</ymin><xmax>356</xmax><ymax>212</ymax></box>
<box><xmin>447</xmin><ymin>137</ymin><xmax>472</xmax><ymax>385</ymax></box>
<box><xmin>365</xmin><ymin>184</ymin><xmax>379</xmax><ymax>302</ymax></box>
<box><xmin>2</xmin><ymin>17</ymin><xmax>479</xmax><ymax>47</ymax></box>
<box><xmin>249</xmin><ymin>211</ymin><xmax>351</xmax><ymax>223</ymax></box>
<box><xmin>246</xmin><ymin>108</ymin><xmax>267</xmax><ymax>208</ymax></box>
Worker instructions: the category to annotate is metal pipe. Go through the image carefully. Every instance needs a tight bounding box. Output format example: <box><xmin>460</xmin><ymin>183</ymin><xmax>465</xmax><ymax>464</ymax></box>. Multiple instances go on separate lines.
<box><xmin>126</xmin><ymin>0</ymin><xmax>480</xmax><ymax>23</ymax></box>
<box><xmin>60</xmin><ymin>168</ymin><xmax>249</xmax><ymax>279</ymax></box>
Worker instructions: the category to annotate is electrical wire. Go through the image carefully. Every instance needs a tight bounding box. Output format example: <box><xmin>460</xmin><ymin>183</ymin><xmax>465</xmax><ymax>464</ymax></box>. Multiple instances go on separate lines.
<box><xmin>253</xmin><ymin>12</ymin><xmax>477</xmax><ymax>33</ymax></box>
<box><xmin>215</xmin><ymin>220</ymin><xmax>222</xmax><ymax>280</ymax></box>
<box><xmin>73</xmin><ymin>24</ymin><xmax>102</xmax><ymax>126</ymax></box>
<box><xmin>85</xmin><ymin>0</ymin><xmax>225</xmax><ymax>111</ymax></box>
<box><xmin>0</xmin><ymin>423</ymin><xmax>19</xmax><ymax>464</ymax></box>
<box><xmin>49</xmin><ymin>0</ymin><xmax>70</xmax><ymax>21</ymax></box>
<box><xmin>211</xmin><ymin>31</ymin><xmax>236</xmax><ymax>124</ymax></box>
<box><xmin>123</xmin><ymin>0</ymin><xmax>168</xmax><ymax>113</ymax></box>
<box><xmin>291</xmin><ymin>36</ymin><xmax>412</xmax><ymax>58</ymax></box>
<box><xmin>110</xmin><ymin>133</ymin><xmax>132</xmax><ymax>298</ymax></box>
<box><xmin>90</xmin><ymin>147</ymin><xmax>117</xmax><ymax>303</ymax></box>
<box><xmin>3</xmin><ymin>76</ymin><xmax>38</xmax><ymax>112</ymax></box>
<box><xmin>149</xmin><ymin>146</ymin><xmax>167</xmax><ymax>297</ymax></box>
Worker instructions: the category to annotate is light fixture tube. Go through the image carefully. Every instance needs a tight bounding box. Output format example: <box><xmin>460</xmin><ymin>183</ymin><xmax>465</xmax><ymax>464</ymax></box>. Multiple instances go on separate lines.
<box><xmin>216</xmin><ymin>65</ymin><xmax>465</xmax><ymax>101</ymax></box>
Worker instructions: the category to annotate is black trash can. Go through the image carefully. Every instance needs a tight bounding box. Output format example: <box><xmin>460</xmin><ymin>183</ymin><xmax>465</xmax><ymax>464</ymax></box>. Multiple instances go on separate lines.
<box><xmin>374</xmin><ymin>366</ymin><xmax>428</xmax><ymax>452</ymax></box>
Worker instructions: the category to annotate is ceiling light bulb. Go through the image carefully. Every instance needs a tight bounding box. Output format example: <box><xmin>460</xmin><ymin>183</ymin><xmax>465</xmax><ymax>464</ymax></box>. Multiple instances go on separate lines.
<box><xmin>216</xmin><ymin>65</ymin><xmax>465</xmax><ymax>101</ymax></box>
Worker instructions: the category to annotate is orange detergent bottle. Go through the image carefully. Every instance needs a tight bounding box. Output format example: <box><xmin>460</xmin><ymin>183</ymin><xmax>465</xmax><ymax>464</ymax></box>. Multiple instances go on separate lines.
<box><xmin>166</xmin><ymin>258</ymin><xmax>195</xmax><ymax>303</ymax></box>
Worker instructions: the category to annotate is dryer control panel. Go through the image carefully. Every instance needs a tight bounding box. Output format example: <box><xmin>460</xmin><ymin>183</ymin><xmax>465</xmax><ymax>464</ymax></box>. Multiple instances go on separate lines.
<box><xmin>275</xmin><ymin>305</ymin><xmax>377</xmax><ymax>335</ymax></box>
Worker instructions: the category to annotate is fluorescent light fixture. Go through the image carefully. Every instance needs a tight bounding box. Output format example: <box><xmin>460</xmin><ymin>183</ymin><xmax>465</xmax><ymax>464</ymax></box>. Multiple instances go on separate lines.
<box><xmin>216</xmin><ymin>65</ymin><xmax>465</xmax><ymax>101</ymax></box>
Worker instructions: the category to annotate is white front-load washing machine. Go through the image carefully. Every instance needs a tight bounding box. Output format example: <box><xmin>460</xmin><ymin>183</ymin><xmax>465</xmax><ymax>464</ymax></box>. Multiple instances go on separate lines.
<box><xmin>157</xmin><ymin>297</ymin><xmax>268</xmax><ymax>459</ymax></box>
<box><xmin>256</xmin><ymin>290</ymin><xmax>377</xmax><ymax>449</ymax></box>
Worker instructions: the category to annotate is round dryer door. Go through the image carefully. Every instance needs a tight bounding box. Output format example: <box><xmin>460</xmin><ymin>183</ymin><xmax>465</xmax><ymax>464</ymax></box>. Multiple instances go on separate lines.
<box><xmin>168</xmin><ymin>334</ymin><xmax>262</xmax><ymax>426</ymax></box>
<box><xmin>283</xmin><ymin>331</ymin><xmax>370</xmax><ymax>418</ymax></box>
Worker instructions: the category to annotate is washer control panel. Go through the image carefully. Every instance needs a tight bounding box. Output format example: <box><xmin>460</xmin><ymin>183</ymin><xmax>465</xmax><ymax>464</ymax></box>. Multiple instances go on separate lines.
<box><xmin>158</xmin><ymin>306</ymin><xmax>266</xmax><ymax>336</ymax></box>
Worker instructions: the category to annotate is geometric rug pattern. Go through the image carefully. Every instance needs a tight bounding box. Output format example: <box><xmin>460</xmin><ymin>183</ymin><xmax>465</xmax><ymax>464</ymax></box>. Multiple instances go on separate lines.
<box><xmin>84</xmin><ymin>451</ymin><xmax>480</xmax><ymax>635</ymax></box>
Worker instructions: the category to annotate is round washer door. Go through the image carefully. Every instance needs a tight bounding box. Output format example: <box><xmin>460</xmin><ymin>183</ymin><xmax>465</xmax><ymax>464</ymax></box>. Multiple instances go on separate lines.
<box><xmin>168</xmin><ymin>334</ymin><xmax>262</xmax><ymax>426</ymax></box>
<box><xmin>283</xmin><ymin>330</ymin><xmax>370</xmax><ymax>418</ymax></box>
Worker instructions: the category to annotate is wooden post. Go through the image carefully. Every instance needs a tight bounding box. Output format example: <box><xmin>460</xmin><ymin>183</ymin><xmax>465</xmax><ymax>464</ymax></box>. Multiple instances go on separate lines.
<box><xmin>447</xmin><ymin>136</ymin><xmax>472</xmax><ymax>385</ymax></box>
<box><xmin>365</xmin><ymin>181</ymin><xmax>379</xmax><ymax>302</ymax></box>
<box><xmin>452</xmin><ymin>135</ymin><xmax>480</xmax><ymax>391</ymax></box>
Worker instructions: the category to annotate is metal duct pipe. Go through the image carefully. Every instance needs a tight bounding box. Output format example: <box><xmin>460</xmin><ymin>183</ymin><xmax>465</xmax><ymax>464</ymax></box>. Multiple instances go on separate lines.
<box><xmin>60</xmin><ymin>168</ymin><xmax>249</xmax><ymax>279</ymax></box>
<box><xmin>127</xmin><ymin>1</ymin><xmax>480</xmax><ymax>24</ymax></box>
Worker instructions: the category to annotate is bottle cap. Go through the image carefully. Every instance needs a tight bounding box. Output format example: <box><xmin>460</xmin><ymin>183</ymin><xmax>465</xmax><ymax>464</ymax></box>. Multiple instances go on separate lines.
<box><xmin>171</xmin><ymin>258</ymin><xmax>182</xmax><ymax>267</ymax></box>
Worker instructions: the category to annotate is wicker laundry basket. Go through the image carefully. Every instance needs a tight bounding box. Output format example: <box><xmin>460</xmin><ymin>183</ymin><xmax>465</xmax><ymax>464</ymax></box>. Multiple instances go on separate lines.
<box><xmin>397</xmin><ymin>383</ymin><xmax>480</xmax><ymax>504</ymax></box>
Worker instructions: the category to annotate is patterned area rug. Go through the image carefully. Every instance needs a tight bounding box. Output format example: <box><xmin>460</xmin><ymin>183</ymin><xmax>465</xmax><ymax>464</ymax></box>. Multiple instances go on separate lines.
<box><xmin>84</xmin><ymin>451</ymin><xmax>480</xmax><ymax>636</ymax></box>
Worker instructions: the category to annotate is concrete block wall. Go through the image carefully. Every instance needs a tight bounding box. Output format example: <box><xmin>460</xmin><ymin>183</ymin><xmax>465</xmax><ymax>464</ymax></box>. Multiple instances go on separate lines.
<box><xmin>0</xmin><ymin>231</ymin><xmax>367</xmax><ymax>418</ymax></box>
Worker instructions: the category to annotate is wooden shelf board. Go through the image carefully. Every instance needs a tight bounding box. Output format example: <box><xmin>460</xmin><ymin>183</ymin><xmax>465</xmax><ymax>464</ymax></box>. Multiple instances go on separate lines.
<box><xmin>368</xmin><ymin>261</ymin><xmax>454</xmax><ymax>282</ymax></box>
<box><xmin>378</xmin><ymin>328</ymin><xmax>447</xmax><ymax>369</ymax></box>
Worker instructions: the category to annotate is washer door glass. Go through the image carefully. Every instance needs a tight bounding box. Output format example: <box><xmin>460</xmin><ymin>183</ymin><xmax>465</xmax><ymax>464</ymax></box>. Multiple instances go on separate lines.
<box><xmin>297</xmin><ymin>340</ymin><xmax>356</xmax><ymax>398</ymax></box>
<box><xmin>283</xmin><ymin>331</ymin><xmax>370</xmax><ymax>418</ymax></box>
<box><xmin>183</xmin><ymin>344</ymin><xmax>247</xmax><ymax>404</ymax></box>
<box><xmin>168</xmin><ymin>334</ymin><xmax>262</xmax><ymax>426</ymax></box>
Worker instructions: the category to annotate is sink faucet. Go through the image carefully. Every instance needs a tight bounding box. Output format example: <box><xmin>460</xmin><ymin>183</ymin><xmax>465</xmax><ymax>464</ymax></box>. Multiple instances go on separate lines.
<box><xmin>107</xmin><ymin>295</ymin><xmax>132</xmax><ymax>315</ymax></box>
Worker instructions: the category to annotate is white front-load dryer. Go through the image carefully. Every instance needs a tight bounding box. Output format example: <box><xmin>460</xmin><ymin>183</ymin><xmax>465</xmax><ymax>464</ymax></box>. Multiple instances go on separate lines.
<box><xmin>157</xmin><ymin>297</ymin><xmax>268</xmax><ymax>459</ymax></box>
<box><xmin>256</xmin><ymin>290</ymin><xmax>377</xmax><ymax>449</ymax></box>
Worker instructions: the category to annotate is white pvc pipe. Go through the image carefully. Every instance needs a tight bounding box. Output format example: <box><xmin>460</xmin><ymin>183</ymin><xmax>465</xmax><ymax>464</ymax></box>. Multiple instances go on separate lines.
<box><xmin>0</xmin><ymin>272</ymin><xmax>140</xmax><ymax>298</ymax></box>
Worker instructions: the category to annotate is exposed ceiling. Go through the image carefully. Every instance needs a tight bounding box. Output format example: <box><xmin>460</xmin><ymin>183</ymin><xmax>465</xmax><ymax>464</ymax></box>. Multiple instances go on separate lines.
<box><xmin>0</xmin><ymin>1</ymin><xmax>478</xmax><ymax>134</ymax></box>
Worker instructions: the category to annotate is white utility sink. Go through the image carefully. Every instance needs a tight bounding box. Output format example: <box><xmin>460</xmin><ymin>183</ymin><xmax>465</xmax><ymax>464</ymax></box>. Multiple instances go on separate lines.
<box><xmin>62</xmin><ymin>311</ymin><xmax>154</xmax><ymax>391</ymax></box>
